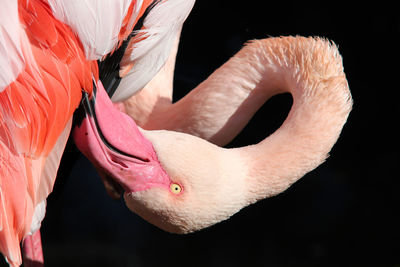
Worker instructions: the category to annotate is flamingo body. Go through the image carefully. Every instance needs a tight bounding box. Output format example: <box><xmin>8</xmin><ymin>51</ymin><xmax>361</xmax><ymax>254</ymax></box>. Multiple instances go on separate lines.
<box><xmin>0</xmin><ymin>0</ymin><xmax>192</xmax><ymax>265</ymax></box>
<box><xmin>1</xmin><ymin>1</ymin><xmax>95</xmax><ymax>264</ymax></box>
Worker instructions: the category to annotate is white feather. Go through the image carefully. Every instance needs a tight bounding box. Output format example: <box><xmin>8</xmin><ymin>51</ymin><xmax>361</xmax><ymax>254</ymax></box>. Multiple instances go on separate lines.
<box><xmin>112</xmin><ymin>0</ymin><xmax>196</xmax><ymax>102</ymax></box>
<box><xmin>0</xmin><ymin>0</ymin><xmax>25</xmax><ymax>91</ymax></box>
<box><xmin>29</xmin><ymin>200</ymin><xmax>46</xmax><ymax>235</ymax></box>
<box><xmin>47</xmin><ymin>0</ymin><xmax>142</xmax><ymax>60</ymax></box>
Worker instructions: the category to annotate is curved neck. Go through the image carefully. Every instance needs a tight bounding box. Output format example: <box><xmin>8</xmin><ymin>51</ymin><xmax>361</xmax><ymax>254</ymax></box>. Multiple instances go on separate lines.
<box><xmin>151</xmin><ymin>37</ymin><xmax>352</xmax><ymax>202</ymax></box>
<box><xmin>235</xmin><ymin>37</ymin><xmax>352</xmax><ymax>202</ymax></box>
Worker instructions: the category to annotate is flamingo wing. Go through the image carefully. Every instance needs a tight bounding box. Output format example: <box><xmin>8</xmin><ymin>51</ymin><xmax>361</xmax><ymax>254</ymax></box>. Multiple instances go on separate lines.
<box><xmin>0</xmin><ymin>1</ymin><xmax>24</xmax><ymax>91</ymax></box>
<box><xmin>46</xmin><ymin>0</ymin><xmax>140</xmax><ymax>60</ymax></box>
<box><xmin>112</xmin><ymin>0</ymin><xmax>195</xmax><ymax>102</ymax></box>
<box><xmin>0</xmin><ymin>0</ymin><xmax>95</xmax><ymax>265</ymax></box>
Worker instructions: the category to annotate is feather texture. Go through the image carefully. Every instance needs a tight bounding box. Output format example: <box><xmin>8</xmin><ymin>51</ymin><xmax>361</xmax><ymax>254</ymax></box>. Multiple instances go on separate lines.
<box><xmin>113</xmin><ymin>0</ymin><xmax>196</xmax><ymax>102</ymax></box>
<box><xmin>0</xmin><ymin>1</ymin><xmax>96</xmax><ymax>265</ymax></box>
<box><xmin>47</xmin><ymin>0</ymin><xmax>140</xmax><ymax>60</ymax></box>
<box><xmin>0</xmin><ymin>0</ymin><xmax>25</xmax><ymax>91</ymax></box>
<box><xmin>1</xmin><ymin>0</ymin><xmax>195</xmax><ymax>265</ymax></box>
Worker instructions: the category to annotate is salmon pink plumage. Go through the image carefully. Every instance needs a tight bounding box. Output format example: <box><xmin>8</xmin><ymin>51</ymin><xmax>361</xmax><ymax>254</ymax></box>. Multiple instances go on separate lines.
<box><xmin>0</xmin><ymin>0</ymin><xmax>193</xmax><ymax>265</ymax></box>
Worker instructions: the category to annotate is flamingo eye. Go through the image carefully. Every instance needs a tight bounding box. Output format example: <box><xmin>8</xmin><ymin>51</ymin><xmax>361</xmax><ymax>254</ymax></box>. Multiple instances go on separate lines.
<box><xmin>170</xmin><ymin>183</ymin><xmax>182</xmax><ymax>194</ymax></box>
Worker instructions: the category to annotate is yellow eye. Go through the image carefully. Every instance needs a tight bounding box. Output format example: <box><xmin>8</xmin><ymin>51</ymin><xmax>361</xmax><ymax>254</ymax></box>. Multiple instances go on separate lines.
<box><xmin>170</xmin><ymin>183</ymin><xmax>182</xmax><ymax>194</ymax></box>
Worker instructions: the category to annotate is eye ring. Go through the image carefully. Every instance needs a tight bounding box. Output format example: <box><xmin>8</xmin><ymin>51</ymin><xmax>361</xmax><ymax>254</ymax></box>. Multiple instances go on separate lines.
<box><xmin>170</xmin><ymin>183</ymin><xmax>182</xmax><ymax>194</ymax></box>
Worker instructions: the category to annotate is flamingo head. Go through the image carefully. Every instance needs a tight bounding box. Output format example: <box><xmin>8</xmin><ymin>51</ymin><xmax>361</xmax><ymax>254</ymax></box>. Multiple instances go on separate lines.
<box><xmin>73</xmin><ymin>81</ymin><xmax>247</xmax><ymax>233</ymax></box>
<box><xmin>123</xmin><ymin>129</ymin><xmax>249</xmax><ymax>233</ymax></box>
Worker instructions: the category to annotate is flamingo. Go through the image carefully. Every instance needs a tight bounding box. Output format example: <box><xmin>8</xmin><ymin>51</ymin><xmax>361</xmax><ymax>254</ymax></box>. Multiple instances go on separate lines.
<box><xmin>0</xmin><ymin>0</ymin><xmax>194</xmax><ymax>266</ymax></box>
<box><xmin>73</xmin><ymin>35</ymin><xmax>352</xmax><ymax>233</ymax></box>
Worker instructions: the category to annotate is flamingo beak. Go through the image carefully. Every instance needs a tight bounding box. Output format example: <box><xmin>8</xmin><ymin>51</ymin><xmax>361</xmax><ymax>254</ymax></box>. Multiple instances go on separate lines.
<box><xmin>72</xmin><ymin>80</ymin><xmax>170</xmax><ymax>199</ymax></box>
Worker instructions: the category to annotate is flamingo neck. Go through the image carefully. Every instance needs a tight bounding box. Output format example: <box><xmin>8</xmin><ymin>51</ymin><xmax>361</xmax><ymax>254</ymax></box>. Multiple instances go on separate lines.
<box><xmin>235</xmin><ymin>37</ymin><xmax>352</xmax><ymax>202</ymax></box>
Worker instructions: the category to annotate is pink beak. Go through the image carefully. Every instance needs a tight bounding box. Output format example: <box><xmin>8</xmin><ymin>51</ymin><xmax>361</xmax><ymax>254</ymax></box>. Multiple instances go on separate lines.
<box><xmin>73</xmin><ymin>80</ymin><xmax>170</xmax><ymax>198</ymax></box>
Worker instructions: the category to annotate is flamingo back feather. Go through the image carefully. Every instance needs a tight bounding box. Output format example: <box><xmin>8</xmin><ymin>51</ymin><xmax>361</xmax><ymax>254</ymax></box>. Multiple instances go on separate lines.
<box><xmin>0</xmin><ymin>0</ymin><xmax>97</xmax><ymax>265</ymax></box>
<box><xmin>47</xmin><ymin>0</ymin><xmax>140</xmax><ymax>60</ymax></box>
<box><xmin>0</xmin><ymin>1</ymin><xmax>24</xmax><ymax>91</ymax></box>
<box><xmin>1</xmin><ymin>0</ymin><xmax>192</xmax><ymax>265</ymax></box>
<box><xmin>113</xmin><ymin>0</ymin><xmax>195</xmax><ymax>102</ymax></box>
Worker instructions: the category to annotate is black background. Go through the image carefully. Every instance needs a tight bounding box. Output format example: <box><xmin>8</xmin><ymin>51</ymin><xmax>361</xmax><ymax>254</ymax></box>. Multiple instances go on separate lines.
<box><xmin>2</xmin><ymin>1</ymin><xmax>399</xmax><ymax>266</ymax></box>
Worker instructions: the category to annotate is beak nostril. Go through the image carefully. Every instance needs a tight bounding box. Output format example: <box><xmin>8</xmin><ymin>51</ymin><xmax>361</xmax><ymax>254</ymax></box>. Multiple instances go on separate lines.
<box><xmin>110</xmin><ymin>156</ymin><xmax>129</xmax><ymax>169</ymax></box>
